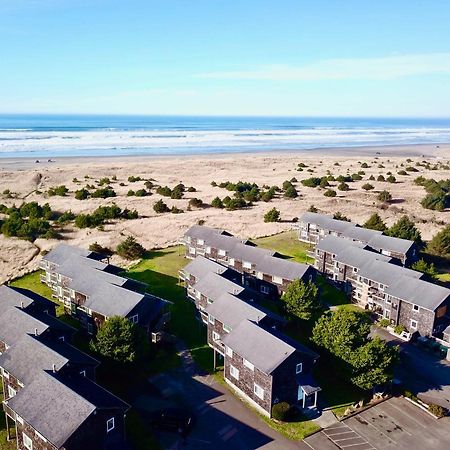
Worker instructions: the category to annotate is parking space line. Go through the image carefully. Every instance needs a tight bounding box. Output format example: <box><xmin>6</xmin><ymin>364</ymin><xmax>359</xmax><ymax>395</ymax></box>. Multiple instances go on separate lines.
<box><xmin>358</xmin><ymin>411</ymin><xmax>398</xmax><ymax>446</ymax></box>
<box><xmin>381</xmin><ymin>399</ymin><xmax>427</xmax><ymax>429</ymax></box>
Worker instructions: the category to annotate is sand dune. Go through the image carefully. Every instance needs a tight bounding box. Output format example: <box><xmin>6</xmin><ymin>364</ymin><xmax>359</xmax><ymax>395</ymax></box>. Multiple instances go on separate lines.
<box><xmin>0</xmin><ymin>144</ymin><xmax>449</xmax><ymax>283</ymax></box>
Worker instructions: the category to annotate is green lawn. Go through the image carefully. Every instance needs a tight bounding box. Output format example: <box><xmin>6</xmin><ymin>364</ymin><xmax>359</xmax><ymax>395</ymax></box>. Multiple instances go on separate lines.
<box><xmin>253</xmin><ymin>231</ymin><xmax>314</xmax><ymax>264</ymax></box>
<box><xmin>126</xmin><ymin>246</ymin><xmax>215</xmax><ymax>372</ymax></box>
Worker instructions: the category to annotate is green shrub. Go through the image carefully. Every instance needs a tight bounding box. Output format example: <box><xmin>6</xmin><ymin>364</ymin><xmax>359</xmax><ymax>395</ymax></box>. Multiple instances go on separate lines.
<box><xmin>394</xmin><ymin>324</ymin><xmax>406</xmax><ymax>334</ymax></box>
<box><xmin>271</xmin><ymin>402</ymin><xmax>291</xmax><ymax>421</ymax></box>
<box><xmin>116</xmin><ymin>236</ymin><xmax>145</xmax><ymax>260</ymax></box>
<box><xmin>362</xmin><ymin>183</ymin><xmax>374</xmax><ymax>191</ymax></box>
<box><xmin>377</xmin><ymin>190</ymin><xmax>392</xmax><ymax>202</ymax></box>
<box><xmin>91</xmin><ymin>187</ymin><xmax>116</xmax><ymax>198</ymax></box>
<box><xmin>48</xmin><ymin>185</ymin><xmax>68</xmax><ymax>196</ymax></box>
<box><xmin>428</xmin><ymin>404</ymin><xmax>447</xmax><ymax>418</ymax></box>
<box><xmin>338</xmin><ymin>182</ymin><xmax>349</xmax><ymax>191</ymax></box>
<box><xmin>301</xmin><ymin>177</ymin><xmax>321</xmax><ymax>188</ymax></box>
<box><xmin>211</xmin><ymin>197</ymin><xmax>224</xmax><ymax>208</ymax></box>
<box><xmin>88</xmin><ymin>242</ymin><xmax>113</xmax><ymax>256</ymax></box>
<box><xmin>284</xmin><ymin>185</ymin><xmax>298</xmax><ymax>198</ymax></box>
<box><xmin>377</xmin><ymin>175</ymin><xmax>385</xmax><ymax>182</ymax></box>
<box><xmin>386</xmin><ymin>175</ymin><xmax>396</xmax><ymax>183</ymax></box>
<box><xmin>75</xmin><ymin>188</ymin><xmax>90</xmax><ymax>200</ymax></box>
<box><xmin>156</xmin><ymin>186</ymin><xmax>172</xmax><ymax>197</ymax></box>
<box><xmin>308</xmin><ymin>205</ymin><xmax>318</xmax><ymax>213</ymax></box>
<box><xmin>171</xmin><ymin>206</ymin><xmax>184</xmax><ymax>214</ymax></box>
<box><xmin>397</xmin><ymin>170</ymin><xmax>407</xmax><ymax>175</ymax></box>
<box><xmin>264</xmin><ymin>208</ymin><xmax>280</xmax><ymax>223</ymax></box>
<box><xmin>324</xmin><ymin>189</ymin><xmax>337</xmax><ymax>197</ymax></box>
<box><xmin>128</xmin><ymin>176</ymin><xmax>142</xmax><ymax>182</ymax></box>
<box><xmin>379</xmin><ymin>319</ymin><xmax>390</xmax><ymax>328</ymax></box>
<box><xmin>188</xmin><ymin>198</ymin><xmax>204</xmax><ymax>208</ymax></box>
<box><xmin>153</xmin><ymin>199</ymin><xmax>170</xmax><ymax>213</ymax></box>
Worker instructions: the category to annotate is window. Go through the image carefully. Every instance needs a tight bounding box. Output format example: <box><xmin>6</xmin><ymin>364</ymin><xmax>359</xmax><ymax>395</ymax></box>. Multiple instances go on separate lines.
<box><xmin>384</xmin><ymin>310</ymin><xmax>390</xmax><ymax>319</ymax></box>
<box><xmin>2</xmin><ymin>369</ymin><xmax>9</xmax><ymax>379</ymax></box>
<box><xmin>218</xmin><ymin>249</ymin><xmax>226</xmax><ymax>256</ymax></box>
<box><xmin>195</xmin><ymin>290</ymin><xmax>201</xmax><ymax>300</ymax></box>
<box><xmin>106</xmin><ymin>417</ymin><xmax>115</xmax><ymax>433</ymax></box>
<box><xmin>80</xmin><ymin>370</ymin><xmax>86</xmax><ymax>377</ymax></box>
<box><xmin>244</xmin><ymin>359</ymin><xmax>254</xmax><ymax>370</ymax></box>
<box><xmin>197</xmin><ymin>239</ymin><xmax>204</xmax><ymax>245</ymax></box>
<box><xmin>296</xmin><ymin>363</ymin><xmax>303</xmax><ymax>374</ymax></box>
<box><xmin>189</xmin><ymin>247</ymin><xmax>196</xmax><ymax>254</ymax></box>
<box><xmin>208</xmin><ymin>314</ymin><xmax>215</xmax><ymax>324</ymax></box>
<box><xmin>229</xmin><ymin>258</ymin><xmax>235</xmax><ymax>266</ymax></box>
<box><xmin>230</xmin><ymin>365</ymin><xmax>239</xmax><ymax>380</ymax></box>
<box><xmin>226</xmin><ymin>346</ymin><xmax>233</xmax><ymax>357</ymax></box>
<box><xmin>260</xmin><ymin>285</ymin><xmax>270</xmax><ymax>295</ymax></box>
<box><xmin>254</xmin><ymin>383</ymin><xmax>264</xmax><ymax>400</ymax></box>
<box><xmin>129</xmin><ymin>314</ymin><xmax>139</xmax><ymax>324</ymax></box>
<box><xmin>58</xmin><ymin>335</ymin><xmax>65</xmax><ymax>341</ymax></box>
<box><xmin>386</xmin><ymin>297</ymin><xmax>392</xmax><ymax>305</ymax></box>
<box><xmin>272</xmin><ymin>276</ymin><xmax>283</xmax><ymax>285</ymax></box>
<box><xmin>353</xmin><ymin>267</ymin><xmax>358</xmax><ymax>273</ymax></box>
<box><xmin>212</xmin><ymin>331</ymin><xmax>220</xmax><ymax>342</ymax></box>
<box><xmin>410</xmin><ymin>319</ymin><xmax>418</xmax><ymax>330</ymax></box>
<box><xmin>206</xmin><ymin>246</ymin><xmax>211</xmax><ymax>254</ymax></box>
<box><xmin>223</xmin><ymin>324</ymin><xmax>232</xmax><ymax>333</ymax></box>
<box><xmin>7</xmin><ymin>386</ymin><xmax>16</xmax><ymax>399</ymax></box>
<box><xmin>256</xmin><ymin>271</ymin><xmax>263</xmax><ymax>280</ymax></box>
<box><xmin>243</xmin><ymin>261</ymin><xmax>252</xmax><ymax>269</ymax></box>
<box><xmin>413</xmin><ymin>305</ymin><xmax>419</xmax><ymax>312</ymax></box>
<box><xmin>23</xmin><ymin>433</ymin><xmax>33</xmax><ymax>450</ymax></box>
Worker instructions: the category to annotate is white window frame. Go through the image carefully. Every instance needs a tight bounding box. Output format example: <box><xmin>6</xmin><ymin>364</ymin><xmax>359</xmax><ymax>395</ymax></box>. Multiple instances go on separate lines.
<box><xmin>230</xmin><ymin>365</ymin><xmax>239</xmax><ymax>380</ymax></box>
<box><xmin>197</xmin><ymin>239</ymin><xmax>204</xmax><ymax>245</ymax></box>
<box><xmin>229</xmin><ymin>258</ymin><xmax>235</xmax><ymax>266</ymax></box>
<box><xmin>260</xmin><ymin>285</ymin><xmax>270</xmax><ymax>295</ymax></box>
<box><xmin>223</xmin><ymin>324</ymin><xmax>231</xmax><ymax>333</ymax></box>
<box><xmin>106</xmin><ymin>417</ymin><xmax>115</xmax><ymax>433</ymax></box>
<box><xmin>23</xmin><ymin>433</ymin><xmax>33</xmax><ymax>450</ymax></box>
<box><xmin>296</xmin><ymin>363</ymin><xmax>303</xmax><ymax>374</ymax></box>
<box><xmin>243</xmin><ymin>261</ymin><xmax>252</xmax><ymax>269</ymax></box>
<box><xmin>208</xmin><ymin>314</ymin><xmax>215</xmax><ymax>324</ymax></box>
<box><xmin>272</xmin><ymin>276</ymin><xmax>283</xmax><ymax>285</ymax></box>
<box><xmin>226</xmin><ymin>346</ymin><xmax>233</xmax><ymax>357</ymax></box>
<box><xmin>205</xmin><ymin>246</ymin><xmax>211</xmax><ymax>254</ymax></box>
<box><xmin>413</xmin><ymin>304</ymin><xmax>419</xmax><ymax>312</ymax></box>
<box><xmin>7</xmin><ymin>385</ymin><xmax>16</xmax><ymax>399</ymax></box>
<box><xmin>218</xmin><ymin>249</ymin><xmax>226</xmax><ymax>257</ymax></box>
<box><xmin>410</xmin><ymin>319</ymin><xmax>418</xmax><ymax>330</ymax></box>
<box><xmin>189</xmin><ymin>247</ymin><xmax>196</xmax><ymax>255</ymax></box>
<box><xmin>129</xmin><ymin>314</ymin><xmax>139</xmax><ymax>324</ymax></box>
<box><xmin>212</xmin><ymin>331</ymin><xmax>220</xmax><ymax>342</ymax></box>
<box><xmin>80</xmin><ymin>370</ymin><xmax>86</xmax><ymax>377</ymax></box>
<box><xmin>244</xmin><ymin>359</ymin><xmax>254</xmax><ymax>370</ymax></box>
<box><xmin>254</xmin><ymin>383</ymin><xmax>264</xmax><ymax>400</ymax></box>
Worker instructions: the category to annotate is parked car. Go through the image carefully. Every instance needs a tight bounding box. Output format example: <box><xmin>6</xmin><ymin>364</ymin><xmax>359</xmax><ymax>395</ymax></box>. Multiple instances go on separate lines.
<box><xmin>149</xmin><ymin>408</ymin><xmax>195</xmax><ymax>434</ymax></box>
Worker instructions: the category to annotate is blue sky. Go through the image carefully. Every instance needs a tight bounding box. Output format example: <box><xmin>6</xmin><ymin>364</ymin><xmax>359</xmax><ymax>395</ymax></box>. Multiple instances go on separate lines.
<box><xmin>1</xmin><ymin>0</ymin><xmax>450</xmax><ymax>117</ymax></box>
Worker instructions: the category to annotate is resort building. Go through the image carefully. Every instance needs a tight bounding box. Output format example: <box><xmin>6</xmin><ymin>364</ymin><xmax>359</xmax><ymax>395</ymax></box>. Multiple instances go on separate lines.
<box><xmin>0</xmin><ymin>286</ymin><xmax>130</xmax><ymax>450</ymax></box>
<box><xmin>296</xmin><ymin>212</ymin><xmax>418</xmax><ymax>266</ymax></box>
<box><xmin>312</xmin><ymin>235</ymin><xmax>450</xmax><ymax>337</ymax></box>
<box><xmin>181</xmin><ymin>225</ymin><xmax>315</xmax><ymax>298</ymax></box>
<box><xmin>40</xmin><ymin>244</ymin><xmax>170</xmax><ymax>336</ymax></box>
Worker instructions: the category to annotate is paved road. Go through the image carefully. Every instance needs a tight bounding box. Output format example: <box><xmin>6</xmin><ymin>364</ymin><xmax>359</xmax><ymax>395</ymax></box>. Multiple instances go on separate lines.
<box><xmin>305</xmin><ymin>396</ymin><xmax>450</xmax><ymax>450</ymax></box>
<box><xmin>136</xmin><ymin>343</ymin><xmax>309</xmax><ymax>450</ymax></box>
<box><xmin>372</xmin><ymin>327</ymin><xmax>450</xmax><ymax>409</ymax></box>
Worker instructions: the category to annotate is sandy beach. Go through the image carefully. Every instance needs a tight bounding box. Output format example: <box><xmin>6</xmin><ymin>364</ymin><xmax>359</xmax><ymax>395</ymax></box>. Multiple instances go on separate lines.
<box><xmin>0</xmin><ymin>143</ymin><xmax>449</xmax><ymax>283</ymax></box>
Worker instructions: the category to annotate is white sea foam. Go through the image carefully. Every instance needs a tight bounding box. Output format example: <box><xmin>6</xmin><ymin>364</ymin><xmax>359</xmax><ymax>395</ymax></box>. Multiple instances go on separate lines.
<box><xmin>0</xmin><ymin>127</ymin><xmax>449</xmax><ymax>155</ymax></box>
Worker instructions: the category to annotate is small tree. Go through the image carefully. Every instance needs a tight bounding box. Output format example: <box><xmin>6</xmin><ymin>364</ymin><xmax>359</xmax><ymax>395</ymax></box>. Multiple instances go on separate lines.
<box><xmin>377</xmin><ymin>190</ymin><xmax>392</xmax><ymax>202</ymax></box>
<box><xmin>324</xmin><ymin>189</ymin><xmax>336</xmax><ymax>197</ymax></box>
<box><xmin>211</xmin><ymin>196</ymin><xmax>224</xmax><ymax>208</ymax></box>
<box><xmin>284</xmin><ymin>185</ymin><xmax>298</xmax><ymax>198</ymax></box>
<box><xmin>153</xmin><ymin>199</ymin><xmax>170</xmax><ymax>213</ymax></box>
<box><xmin>427</xmin><ymin>225</ymin><xmax>450</xmax><ymax>257</ymax></box>
<box><xmin>90</xmin><ymin>316</ymin><xmax>149</xmax><ymax>364</ymax></box>
<box><xmin>338</xmin><ymin>182</ymin><xmax>349</xmax><ymax>191</ymax></box>
<box><xmin>264</xmin><ymin>208</ymin><xmax>280</xmax><ymax>223</ymax></box>
<box><xmin>363</xmin><ymin>213</ymin><xmax>387</xmax><ymax>232</ymax></box>
<box><xmin>387</xmin><ymin>215</ymin><xmax>422</xmax><ymax>244</ymax></box>
<box><xmin>88</xmin><ymin>242</ymin><xmax>113</xmax><ymax>257</ymax></box>
<box><xmin>362</xmin><ymin>183</ymin><xmax>374</xmax><ymax>191</ymax></box>
<box><xmin>411</xmin><ymin>259</ymin><xmax>438</xmax><ymax>281</ymax></box>
<box><xmin>281</xmin><ymin>280</ymin><xmax>320</xmax><ymax>321</ymax></box>
<box><xmin>116</xmin><ymin>236</ymin><xmax>145</xmax><ymax>260</ymax></box>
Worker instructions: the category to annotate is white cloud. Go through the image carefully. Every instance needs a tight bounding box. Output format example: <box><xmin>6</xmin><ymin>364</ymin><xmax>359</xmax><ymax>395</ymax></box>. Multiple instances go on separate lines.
<box><xmin>196</xmin><ymin>53</ymin><xmax>450</xmax><ymax>81</ymax></box>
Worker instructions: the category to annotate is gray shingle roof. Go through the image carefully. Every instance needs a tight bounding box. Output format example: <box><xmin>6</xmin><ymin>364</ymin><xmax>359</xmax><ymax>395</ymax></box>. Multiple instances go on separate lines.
<box><xmin>0</xmin><ymin>334</ymin><xmax>97</xmax><ymax>385</ymax></box>
<box><xmin>228</xmin><ymin>243</ymin><xmax>275</xmax><ymax>265</ymax></box>
<box><xmin>7</xmin><ymin>371</ymin><xmax>128</xmax><ymax>448</ymax></box>
<box><xmin>299</xmin><ymin>212</ymin><xmax>356</xmax><ymax>233</ymax></box>
<box><xmin>182</xmin><ymin>256</ymin><xmax>228</xmax><ymax>279</ymax></box>
<box><xmin>185</xmin><ymin>225</ymin><xmax>248</xmax><ymax>252</ymax></box>
<box><xmin>8</xmin><ymin>371</ymin><xmax>96</xmax><ymax>447</ymax></box>
<box><xmin>184</xmin><ymin>225</ymin><xmax>227</xmax><ymax>240</ymax></box>
<box><xmin>357</xmin><ymin>259</ymin><xmax>422</xmax><ymax>286</ymax></box>
<box><xmin>316</xmin><ymin>235</ymin><xmax>366</xmax><ymax>254</ymax></box>
<box><xmin>205</xmin><ymin>293</ymin><xmax>267</xmax><ymax>330</ymax></box>
<box><xmin>341</xmin><ymin>226</ymin><xmax>382</xmax><ymax>242</ymax></box>
<box><xmin>385</xmin><ymin>277</ymin><xmax>450</xmax><ymax>311</ymax></box>
<box><xmin>42</xmin><ymin>244</ymin><xmax>94</xmax><ymax>266</ymax></box>
<box><xmin>222</xmin><ymin>320</ymin><xmax>297</xmax><ymax>374</ymax></box>
<box><xmin>335</xmin><ymin>246</ymin><xmax>392</xmax><ymax>268</ymax></box>
<box><xmin>367</xmin><ymin>234</ymin><xmax>415</xmax><ymax>255</ymax></box>
<box><xmin>0</xmin><ymin>307</ymin><xmax>49</xmax><ymax>347</ymax></box>
<box><xmin>256</xmin><ymin>257</ymin><xmax>311</xmax><ymax>280</ymax></box>
<box><xmin>0</xmin><ymin>285</ymin><xmax>38</xmax><ymax>310</ymax></box>
<box><xmin>193</xmin><ymin>272</ymin><xmax>244</xmax><ymax>300</ymax></box>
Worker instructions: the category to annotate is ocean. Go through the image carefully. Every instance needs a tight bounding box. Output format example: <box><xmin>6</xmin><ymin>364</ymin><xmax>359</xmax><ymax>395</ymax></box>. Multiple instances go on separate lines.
<box><xmin>0</xmin><ymin>114</ymin><xmax>450</xmax><ymax>158</ymax></box>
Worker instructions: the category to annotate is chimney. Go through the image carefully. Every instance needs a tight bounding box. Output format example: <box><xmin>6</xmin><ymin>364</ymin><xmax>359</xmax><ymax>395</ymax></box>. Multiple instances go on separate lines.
<box><xmin>52</xmin><ymin>364</ymin><xmax>56</xmax><ymax>373</ymax></box>
<box><xmin>34</xmin><ymin>328</ymin><xmax>38</xmax><ymax>336</ymax></box>
<box><xmin>20</xmin><ymin>301</ymin><xmax>24</xmax><ymax>309</ymax></box>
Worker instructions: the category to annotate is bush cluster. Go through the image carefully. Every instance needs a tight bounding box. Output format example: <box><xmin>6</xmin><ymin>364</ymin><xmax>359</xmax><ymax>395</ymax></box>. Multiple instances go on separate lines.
<box><xmin>75</xmin><ymin>205</ymin><xmax>138</xmax><ymax>228</ymax></box>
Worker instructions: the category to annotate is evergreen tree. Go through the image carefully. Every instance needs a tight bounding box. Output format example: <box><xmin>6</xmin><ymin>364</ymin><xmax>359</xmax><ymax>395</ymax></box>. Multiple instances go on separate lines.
<box><xmin>281</xmin><ymin>280</ymin><xmax>320</xmax><ymax>321</ymax></box>
<box><xmin>363</xmin><ymin>213</ymin><xmax>387</xmax><ymax>232</ymax></box>
<box><xmin>427</xmin><ymin>225</ymin><xmax>450</xmax><ymax>257</ymax></box>
<box><xmin>387</xmin><ymin>215</ymin><xmax>422</xmax><ymax>244</ymax></box>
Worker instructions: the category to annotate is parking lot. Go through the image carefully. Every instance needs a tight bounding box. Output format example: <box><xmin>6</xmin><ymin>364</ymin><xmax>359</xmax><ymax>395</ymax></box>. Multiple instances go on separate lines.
<box><xmin>305</xmin><ymin>396</ymin><xmax>450</xmax><ymax>450</ymax></box>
